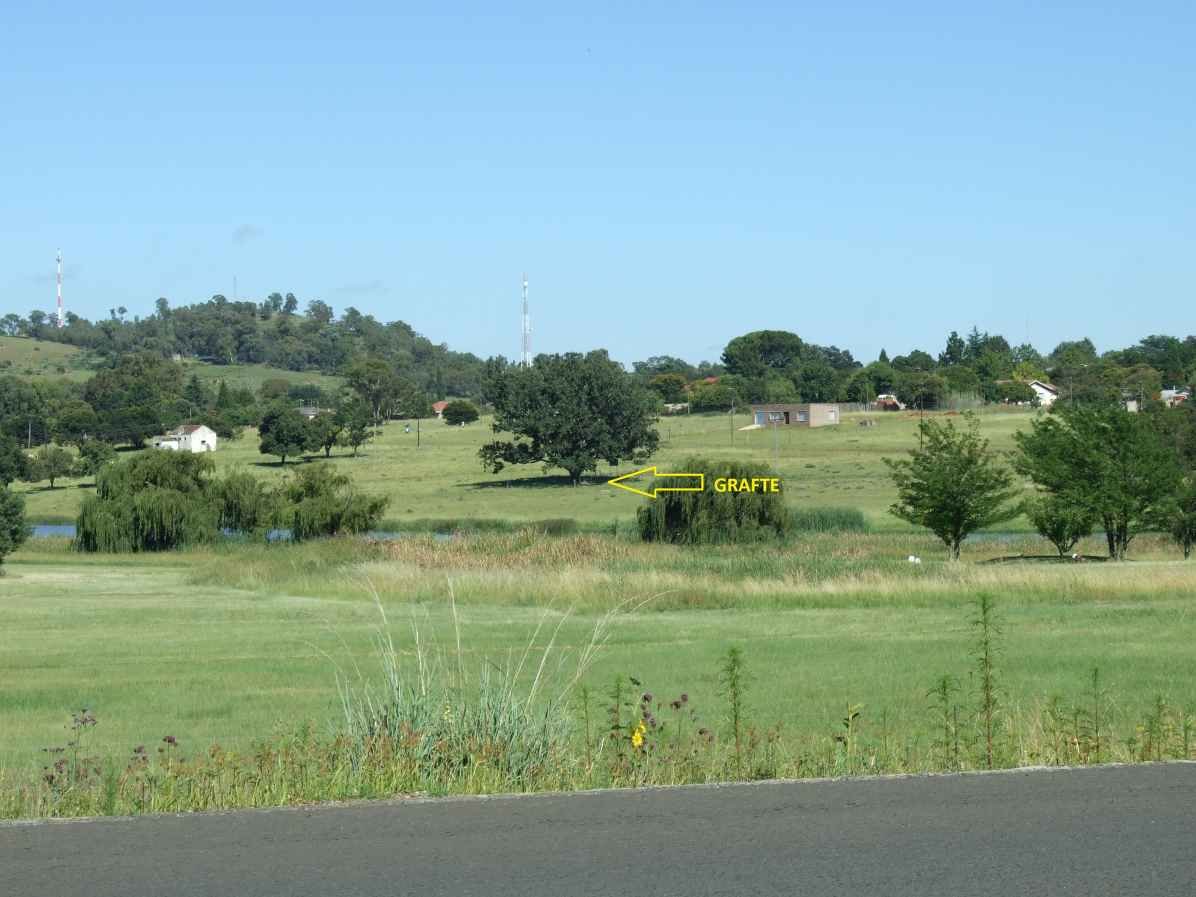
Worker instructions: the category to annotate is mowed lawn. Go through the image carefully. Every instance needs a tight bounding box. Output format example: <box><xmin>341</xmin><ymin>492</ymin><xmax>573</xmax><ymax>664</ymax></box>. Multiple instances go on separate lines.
<box><xmin>3</xmin><ymin>538</ymin><xmax>1195</xmax><ymax>769</ymax></box>
<box><xmin>16</xmin><ymin>407</ymin><xmax>1040</xmax><ymax>529</ymax></box>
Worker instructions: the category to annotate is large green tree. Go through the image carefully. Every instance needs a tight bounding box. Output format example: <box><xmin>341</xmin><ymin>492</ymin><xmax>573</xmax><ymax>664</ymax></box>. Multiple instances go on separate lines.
<box><xmin>885</xmin><ymin>414</ymin><xmax>1020</xmax><ymax>559</ymax></box>
<box><xmin>258</xmin><ymin>403</ymin><xmax>312</xmax><ymax>465</ymax></box>
<box><xmin>335</xmin><ymin>395</ymin><xmax>378</xmax><ymax>456</ymax></box>
<box><xmin>480</xmin><ymin>352</ymin><xmax>659</xmax><ymax>484</ymax></box>
<box><xmin>721</xmin><ymin>330</ymin><xmax>804</xmax><ymax>379</ymax></box>
<box><xmin>1014</xmin><ymin>405</ymin><xmax>1181</xmax><ymax>560</ymax></box>
<box><xmin>27</xmin><ymin>444</ymin><xmax>75</xmax><ymax>489</ymax></box>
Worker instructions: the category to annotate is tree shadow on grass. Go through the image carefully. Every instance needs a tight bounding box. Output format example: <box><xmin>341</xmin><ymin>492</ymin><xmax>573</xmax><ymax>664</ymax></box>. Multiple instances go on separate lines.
<box><xmin>979</xmin><ymin>554</ymin><xmax>1109</xmax><ymax>565</ymax></box>
<box><xmin>459</xmin><ymin>474</ymin><xmax>610</xmax><ymax>490</ymax></box>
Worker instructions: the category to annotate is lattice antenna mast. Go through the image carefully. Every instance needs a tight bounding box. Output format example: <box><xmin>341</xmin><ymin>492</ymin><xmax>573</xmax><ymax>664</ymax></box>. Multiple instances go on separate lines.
<box><xmin>56</xmin><ymin>249</ymin><xmax>65</xmax><ymax>328</ymax></box>
<box><xmin>520</xmin><ymin>273</ymin><xmax>531</xmax><ymax>366</ymax></box>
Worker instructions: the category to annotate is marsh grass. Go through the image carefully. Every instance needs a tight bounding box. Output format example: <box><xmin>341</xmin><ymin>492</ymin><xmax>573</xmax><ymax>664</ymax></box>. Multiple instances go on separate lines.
<box><xmin>190</xmin><ymin>530</ymin><xmax>1196</xmax><ymax>613</ymax></box>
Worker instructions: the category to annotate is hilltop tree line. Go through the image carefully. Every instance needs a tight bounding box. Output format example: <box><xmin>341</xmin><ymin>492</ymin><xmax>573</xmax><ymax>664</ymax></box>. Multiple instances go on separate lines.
<box><xmin>632</xmin><ymin>328</ymin><xmax>1195</xmax><ymax>411</ymax></box>
<box><xmin>3</xmin><ymin>294</ymin><xmax>486</xmax><ymax>400</ymax></box>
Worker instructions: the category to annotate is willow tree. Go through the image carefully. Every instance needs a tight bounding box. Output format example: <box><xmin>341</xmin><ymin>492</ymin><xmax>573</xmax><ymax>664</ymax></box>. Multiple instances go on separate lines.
<box><xmin>272</xmin><ymin>463</ymin><xmax>388</xmax><ymax>540</ymax></box>
<box><xmin>75</xmin><ymin>451</ymin><xmax>220</xmax><ymax>552</ymax></box>
<box><xmin>636</xmin><ymin>457</ymin><xmax>790</xmax><ymax>545</ymax></box>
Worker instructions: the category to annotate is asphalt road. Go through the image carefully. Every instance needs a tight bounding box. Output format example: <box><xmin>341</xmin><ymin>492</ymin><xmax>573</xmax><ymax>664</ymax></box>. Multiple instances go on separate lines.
<box><xmin>3</xmin><ymin>764</ymin><xmax>1194</xmax><ymax>896</ymax></box>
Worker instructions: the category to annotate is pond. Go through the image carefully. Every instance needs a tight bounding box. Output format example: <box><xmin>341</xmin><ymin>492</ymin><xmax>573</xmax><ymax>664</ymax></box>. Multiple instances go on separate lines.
<box><xmin>27</xmin><ymin>524</ymin><xmax>455</xmax><ymax>543</ymax></box>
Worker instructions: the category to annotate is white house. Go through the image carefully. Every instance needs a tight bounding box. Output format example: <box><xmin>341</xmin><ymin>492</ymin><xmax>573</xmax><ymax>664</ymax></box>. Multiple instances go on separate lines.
<box><xmin>1027</xmin><ymin>381</ymin><xmax>1058</xmax><ymax>407</ymax></box>
<box><xmin>152</xmin><ymin>424</ymin><xmax>218</xmax><ymax>453</ymax></box>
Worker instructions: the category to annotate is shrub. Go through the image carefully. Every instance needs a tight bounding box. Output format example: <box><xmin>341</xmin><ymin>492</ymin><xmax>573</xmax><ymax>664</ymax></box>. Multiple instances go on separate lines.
<box><xmin>636</xmin><ymin>456</ymin><xmax>790</xmax><ymax>544</ymax></box>
<box><xmin>274</xmin><ymin>463</ymin><xmax>388</xmax><ymax>540</ymax></box>
<box><xmin>441</xmin><ymin>399</ymin><xmax>479</xmax><ymax>426</ymax></box>
<box><xmin>1027</xmin><ymin>494</ymin><xmax>1095</xmax><ymax>558</ymax></box>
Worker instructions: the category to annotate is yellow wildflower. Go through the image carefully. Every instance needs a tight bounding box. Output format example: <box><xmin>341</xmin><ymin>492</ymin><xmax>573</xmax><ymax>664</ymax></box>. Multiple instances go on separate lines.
<box><xmin>631</xmin><ymin>720</ymin><xmax>646</xmax><ymax>749</ymax></box>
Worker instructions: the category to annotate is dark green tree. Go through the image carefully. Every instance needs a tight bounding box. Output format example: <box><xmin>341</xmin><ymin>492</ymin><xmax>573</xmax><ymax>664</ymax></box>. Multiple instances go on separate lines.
<box><xmin>344</xmin><ymin>356</ymin><xmax>399</xmax><ymax>422</ymax></box>
<box><xmin>258</xmin><ymin>403</ymin><xmax>312</xmax><ymax>465</ymax></box>
<box><xmin>0</xmin><ymin>487</ymin><xmax>28</xmax><ymax>571</ymax></box>
<box><xmin>480</xmin><ymin>352</ymin><xmax>659</xmax><ymax>484</ymax></box>
<box><xmin>1164</xmin><ymin>475</ymin><xmax>1196</xmax><ymax>559</ymax></box>
<box><xmin>1014</xmin><ymin>405</ymin><xmax>1181</xmax><ymax>560</ymax></box>
<box><xmin>721</xmin><ymin>330</ymin><xmax>804</xmax><ymax>379</ymax></box>
<box><xmin>74</xmin><ymin>440</ymin><xmax>117</xmax><ymax>479</ymax></box>
<box><xmin>306</xmin><ymin>412</ymin><xmax>344</xmax><ymax>458</ymax></box>
<box><xmin>28</xmin><ymin>444</ymin><xmax>75</xmax><ymax>489</ymax></box>
<box><xmin>0</xmin><ymin>435</ymin><xmax>30</xmax><ymax>487</ymax></box>
<box><xmin>336</xmin><ymin>396</ymin><xmax>377</xmax><ymax>456</ymax></box>
<box><xmin>793</xmin><ymin>359</ymin><xmax>839</xmax><ymax>402</ymax></box>
<box><xmin>52</xmin><ymin>400</ymin><xmax>100</xmax><ymax>446</ymax></box>
<box><xmin>441</xmin><ymin>399</ymin><xmax>480</xmax><ymax>425</ymax></box>
<box><xmin>647</xmin><ymin>373</ymin><xmax>688</xmax><ymax>403</ymax></box>
<box><xmin>885</xmin><ymin>414</ymin><xmax>1020</xmax><ymax>559</ymax></box>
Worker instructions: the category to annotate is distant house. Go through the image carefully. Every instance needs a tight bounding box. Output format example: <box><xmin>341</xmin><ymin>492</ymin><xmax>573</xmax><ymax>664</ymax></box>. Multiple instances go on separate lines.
<box><xmin>297</xmin><ymin>405</ymin><xmax>329</xmax><ymax>420</ymax></box>
<box><xmin>1027</xmin><ymin>381</ymin><xmax>1058</xmax><ymax>407</ymax></box>
<box><xmin>152</xmin><ymin>424</ymin><xmax>218</xmax><ymax>453</ymax></box>
<box><xmin>750</xmin><ymin>403</ymin><xmax>840</xmax><ymax>428</ymax></box>
<box><xmin>431</xmin><ymin>400</ymin><xmax>449</xmax><ymax>419</ymax></box>
<box><xmin>1161</xmin><ymin>388</ymin><xmax>1190</xmax><ymax>407</ymax></box>
<box><xmin>875</xmin><ymin>394</ymin><xmax>904</xmax><ymax>411</ymax></box>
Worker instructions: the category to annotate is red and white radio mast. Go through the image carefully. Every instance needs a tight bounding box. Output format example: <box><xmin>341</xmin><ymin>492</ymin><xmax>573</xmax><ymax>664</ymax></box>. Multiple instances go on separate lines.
<box><xmin>55</xmin><ymin>249</ymin><xmax>65</xmax><ymax>328</ymax></box>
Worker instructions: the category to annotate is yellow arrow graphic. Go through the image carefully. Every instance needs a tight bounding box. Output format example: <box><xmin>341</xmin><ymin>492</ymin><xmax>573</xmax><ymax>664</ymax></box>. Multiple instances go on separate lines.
<box><xmin>606</xmin><ymin>466</ymin><xmax>705</xmax><ymax>499</ymax></box>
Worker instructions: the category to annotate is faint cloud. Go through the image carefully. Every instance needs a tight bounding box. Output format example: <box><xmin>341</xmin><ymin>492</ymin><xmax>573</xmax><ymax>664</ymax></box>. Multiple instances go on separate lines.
<box><xmin>333</xmin><ymin>280</ymin><xmax>387</xmax><ymax>295</ymax></box>
<box><xmin>232</xmin><ymin>224</ymin><xmax>264</xmax><ymax>244</ymax></box>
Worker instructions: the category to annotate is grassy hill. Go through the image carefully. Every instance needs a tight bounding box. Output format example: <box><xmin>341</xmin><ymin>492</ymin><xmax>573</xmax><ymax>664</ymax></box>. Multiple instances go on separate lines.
<box><xmin>0</xmin><ymin>336</ymin><xmax>89</xmax><ymax>380</ymax></box>
<box><xmin>0</xmin><ymin>336</ymin><xmax>343</xmax><ymax>393</ymax></box>
<box><xmin>15</xmin><ymin>407</ymin><xmax>1039</xmax><ymax>529</ymax></box>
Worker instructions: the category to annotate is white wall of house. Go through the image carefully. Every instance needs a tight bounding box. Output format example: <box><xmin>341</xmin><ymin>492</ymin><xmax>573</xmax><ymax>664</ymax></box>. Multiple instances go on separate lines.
<box><xmin>1029</xmin><ymin>381</ymin><xmax>1058</xmax><ymax>407</ymax></box>
<box><xmin>153</xmin><ymin>425</ymin><xmax>218</xmax><ymax>453</ymax></box>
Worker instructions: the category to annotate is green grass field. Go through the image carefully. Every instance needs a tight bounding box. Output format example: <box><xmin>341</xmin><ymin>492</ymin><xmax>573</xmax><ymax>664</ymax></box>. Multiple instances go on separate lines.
<box><xmin>3</xmin><ymin>533</ymin><xmax>1195</xmax><ymax>774</ymax></box>
<box><xmin>6</xmin><ymin>397</ymin><xmax>1195</xmax><ymax>814</ymax></box>
<box><xmin>16</xmin><ymin>407</ymin><xmax>1039</xmax><ymax>529</ymax></box>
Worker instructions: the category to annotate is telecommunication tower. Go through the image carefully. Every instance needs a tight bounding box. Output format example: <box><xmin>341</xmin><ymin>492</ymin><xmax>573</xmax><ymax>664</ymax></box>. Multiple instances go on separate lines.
<box><xmin>56</xmin><ymin>250</ymin><xmax>65</xmax><ymax>328</ymax></box>
<box><xmin>520</xmin><ymin>274</ymin><xmax>531</xmax><ymax>366</ymax></box>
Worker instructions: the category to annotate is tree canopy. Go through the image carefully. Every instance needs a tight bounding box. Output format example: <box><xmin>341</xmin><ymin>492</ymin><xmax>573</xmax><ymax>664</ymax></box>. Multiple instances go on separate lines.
<box><xmin>885</xmin><ymin>414</ymin><xmax>1020</xmax><ymax>559</ymax></box>
<box><xmin>480</xmin><ymin>352</ymin><xmax>660</xmax><ymax>484</ymax></box>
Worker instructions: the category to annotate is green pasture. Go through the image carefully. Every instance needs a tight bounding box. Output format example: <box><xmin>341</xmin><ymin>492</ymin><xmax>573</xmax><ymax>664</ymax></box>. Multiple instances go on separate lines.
<box><xmin>2</xmin><ymin>534</ymin><xmax>1194</xmax><ymax>769</ymax></box>
<box><xmin>15</xmin><ymin>407</ymin><xmax>1040</xmax><ymax>529</ymax></box>
<box><xmin>0</xmin><ymin>336</ymin><xmax>88</xmax><ymax>380</ymax></box>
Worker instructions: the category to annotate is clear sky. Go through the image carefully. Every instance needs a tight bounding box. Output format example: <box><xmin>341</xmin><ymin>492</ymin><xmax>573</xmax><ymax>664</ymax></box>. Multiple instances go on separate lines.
<box><xmin>2</xmin><ymin>3</ymin><xmax>1193</xmax><ymax>366</ymax></box>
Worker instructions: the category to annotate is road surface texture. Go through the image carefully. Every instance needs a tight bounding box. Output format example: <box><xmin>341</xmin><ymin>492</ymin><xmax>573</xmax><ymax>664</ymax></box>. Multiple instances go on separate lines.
<box><xmin>3</xmin><ymin>764</ymin><xmax>1194</xmax><ymax>896</ymax></box>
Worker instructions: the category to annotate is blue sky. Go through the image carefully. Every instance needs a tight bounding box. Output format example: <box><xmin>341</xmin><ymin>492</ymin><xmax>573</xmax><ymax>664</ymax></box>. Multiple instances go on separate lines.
<box><xmin>2</xmin><ymin>3</ymin><xmax>1193</xmax><ymax>365</ymax></box>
